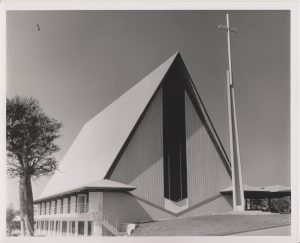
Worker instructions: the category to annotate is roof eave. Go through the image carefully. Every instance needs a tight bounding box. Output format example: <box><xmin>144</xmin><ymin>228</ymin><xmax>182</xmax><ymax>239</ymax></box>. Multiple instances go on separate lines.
<box><xmin>34</xmin><ymin>186</ymin><xmax>136</xmax><ymax>203</ymax></box>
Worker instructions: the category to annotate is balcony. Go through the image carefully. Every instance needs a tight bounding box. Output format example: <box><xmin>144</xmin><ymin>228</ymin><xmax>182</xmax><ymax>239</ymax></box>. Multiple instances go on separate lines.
<box><xmin>34</xmin><ymin>203</ymin><xmax>95</xmax><ymax>217</ymax></box>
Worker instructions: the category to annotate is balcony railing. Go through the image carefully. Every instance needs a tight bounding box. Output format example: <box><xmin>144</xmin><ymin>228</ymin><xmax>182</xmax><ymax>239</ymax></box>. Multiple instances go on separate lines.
<box><xmin>34</xmin><ymin>203</ymin><xmax>94</xmax><ymax>216</ymax></box>
<box><xmin>34</xmin><ymin>204</ymin><xmax>127</xmax><ymax>236</ymax></box>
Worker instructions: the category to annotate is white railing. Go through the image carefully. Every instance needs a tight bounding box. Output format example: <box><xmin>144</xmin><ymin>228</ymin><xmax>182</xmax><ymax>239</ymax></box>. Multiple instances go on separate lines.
<box><xmin>34</xmin><ymin>203</ymin><xmax>93</xmax><ymax>216</ymax></box>
<box><xmin>34</xmin><ymin>203</ymin><xmax>126</xmax><ymax>236</ymax></box>
<box><xmin>93</xmin><ymin>210</ymin><xmax>127</xmax><ymax>235</ymax></box>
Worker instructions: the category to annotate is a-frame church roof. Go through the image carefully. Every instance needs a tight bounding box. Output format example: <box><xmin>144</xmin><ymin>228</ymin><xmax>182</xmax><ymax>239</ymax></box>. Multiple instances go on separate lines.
<box><xmin>36</xmin><ymin>52</ymin><xmax>231</xmax><ymax>201</ymax></box>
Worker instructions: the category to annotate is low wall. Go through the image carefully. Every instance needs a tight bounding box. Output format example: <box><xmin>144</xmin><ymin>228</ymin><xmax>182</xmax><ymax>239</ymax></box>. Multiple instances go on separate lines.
<box><xmin>103</xmin><ymin>192</ymin><xmax>233</xmax><ymax>224</ymax></box>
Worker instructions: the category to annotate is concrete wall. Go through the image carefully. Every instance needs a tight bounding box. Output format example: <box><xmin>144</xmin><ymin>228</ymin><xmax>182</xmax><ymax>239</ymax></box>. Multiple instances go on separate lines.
<box><xmin>103</xmin><ymin>192</ymin><xmax>232</xmax><ymax>224</ymax></box>
<box><xmin>180</xmin><ymin>194</ymin><xmax>233</xmax><ymax>218</ymax></box>
<box><xmin>110</xmin><ymin>89</ymin><xmax>164</xmax><ymax>208</ymax></box>
<box><xmin>103</xmin><ymin>192</ymin><xmax>174</xmax><ymax>224</ymax></box>
<box><xmin>185</xmin><ymin>92</ymin><xmax>232</xmax><ymax>207</ymax></box>
<box><xmin>89</xmin><ymin>191</ymin><xmax>103</xmax><ymax>212</ymax></box>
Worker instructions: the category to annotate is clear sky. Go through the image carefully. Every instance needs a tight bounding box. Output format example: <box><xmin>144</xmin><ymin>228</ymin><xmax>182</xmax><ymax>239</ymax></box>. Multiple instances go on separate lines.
<box><xmin>6</xmin><ymin>10</ymin><xmax>290</xmax><ymax>209</ymax></box>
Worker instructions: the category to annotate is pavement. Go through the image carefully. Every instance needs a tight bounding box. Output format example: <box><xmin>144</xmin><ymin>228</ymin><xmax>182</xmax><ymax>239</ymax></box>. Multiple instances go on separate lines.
<box><xmin>229</xmin><ymin>225</ymin><xmax>291</xmax><ymax>236</ymax></box>
<box><xmin>131</xmin><ymin>213</ymin><xmax>291</xmax><ymax>236</ymax></box>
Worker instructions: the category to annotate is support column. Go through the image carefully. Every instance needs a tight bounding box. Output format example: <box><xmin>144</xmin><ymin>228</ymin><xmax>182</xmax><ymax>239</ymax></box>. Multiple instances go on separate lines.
<box><xmin>66</xmin><ymin>220</ymin><xmax>70</xmax><ymax>236</ymax></box>
<box><xmin>84</xmin><ymin>221</ymin><xmax>88</xmax><ymax>236</ymax></box>
<box><xmin>75</xmin><ymin>221</ymin><xmax>78</xmax><ymax>236</ymax></box>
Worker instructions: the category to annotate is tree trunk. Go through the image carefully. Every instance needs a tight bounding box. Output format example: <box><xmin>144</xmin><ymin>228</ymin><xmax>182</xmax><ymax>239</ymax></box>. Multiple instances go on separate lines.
<box><xmin>19</xmin><ymin>175</ymin><xmax>34</xmax><ymax>236</ymax></box>
<box><xmin>20</xmin><ymin>218</ymin><xmax>25</xmax><ymax>236</ymax></box>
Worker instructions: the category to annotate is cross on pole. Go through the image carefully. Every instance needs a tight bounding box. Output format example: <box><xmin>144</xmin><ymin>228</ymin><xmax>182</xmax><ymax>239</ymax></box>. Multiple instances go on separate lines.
<box><xmin>218</xmin><ymin>13</ymin><xmax>238</xmax><ymax>85</ymax></box>
<box><xmin>218</xmin><ymin>13</ymin><xmax>245</xmax><ymax>212</ymax></box>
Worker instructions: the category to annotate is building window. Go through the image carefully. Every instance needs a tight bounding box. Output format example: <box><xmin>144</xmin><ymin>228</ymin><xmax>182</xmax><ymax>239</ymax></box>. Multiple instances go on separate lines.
<box><xmin>43</xmin><ymin>203</ymin><xmax>46</xmax><ymax>215</ymax></box>
<box><xmin>69</xmin><ymin>221</ymin><xmax>75</xmax><ymax>236</ymax></box>
<box><xmin>62</xmin><ymin>221</ymin><xmax>67</xmax><ymax>236</ymax></box>
<box><xmin>78</xmin><ymin>221</ymin><xmax>84</xmax><ymax>236</ymax></box>
<box><xmin>163</xmin><ymin>70</ymin><xmax>188</xmax><ymax>202</ymax></box>
<box><xmin>77</xmin><ymin>195</ymin><xmax>87</xmax><ymax>213</ymax></box>
<box><xmin>67</xmin><ymin>197</ymin><xmax>71</xmax><ymax>213</ymax></box>
<box><xmin>45</xmin><ymin>221</ymin><xmax>48</xmax><ymax>232</ymax></box>
<box><xmin>49</xmin><ymin>201</ymin><xmax>51</xmax><ymax>215</ymax></box>
<box><xmin>50</xmin><ymin>221</ymin><xmax>54</xmax><ymax>232</ymax></box>
<box><xmin>41</xmin><ymin>221</ymin><xmax>44</xmax><ymax>230</ymax></box>
<box><xmin>55</xmin><ymin>221</ymin><xmax>60</xmax><ymax>234</ymax></box>
<box><xmin>39</xmin><ymin>203</ymin><xmax>42</xmax><ymax>215</ymax></box>
<box><xmin>60</xmin><ymin>200</ymin><xmax>63</xmax><ymax>214</ymax></box>
<box><xmin>54</xmin><ymin>200</ymin><xmax>57</xmax><ymax>214</ymax></box>
<box><xmin>88</xmin><ymin>221</ymin><xmax>94</xmax><ymax>236</ymax></box>
<box><xmin>46</xmin><ymin>202</ymin><xmax>49</xmax><ymax>215</ymax></box>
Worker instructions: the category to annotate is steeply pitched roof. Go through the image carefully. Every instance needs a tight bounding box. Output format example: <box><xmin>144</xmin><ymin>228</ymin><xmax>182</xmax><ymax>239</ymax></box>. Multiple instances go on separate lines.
<box><xmin>37</xmin><ymin>53</ymin><xmax>179</xmax><ymax>200</ymax></box>
<box><xmin>36</xmin><ymin>52</ymin><xmax>231</xmax><ymax>201</ymax></box>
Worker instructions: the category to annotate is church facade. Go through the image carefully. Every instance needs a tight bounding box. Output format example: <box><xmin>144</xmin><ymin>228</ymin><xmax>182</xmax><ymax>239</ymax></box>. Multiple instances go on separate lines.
<box><xmin>33</xmin><ymin>52</ymin><xmax>235</xmax><ymax>236</ymax></box>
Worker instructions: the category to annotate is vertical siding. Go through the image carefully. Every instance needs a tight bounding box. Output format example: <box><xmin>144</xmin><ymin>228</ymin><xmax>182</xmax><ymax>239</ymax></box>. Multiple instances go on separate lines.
<box><xmin>103</xmin><ymin>192</ymin><xmax>174</xmax><ymax>224</ymax></box>
<box><xmin>185</xmin><ymin>92</ymin><xmax>231</xmax><ymax>207</ymax></box>
<box><xmin>89</xmin><ymin>191</ymin><xmax>103</xmax><ymax>212</ymax></box>
<box><xmin>110</xmin><ymin>89</ymin><xmax>164</xmax><ymax>207</ymax></box>
<box><xmin>180</xmin><ymin>195</ymin><xmax>233</xmax><ymax>217</ymax></box>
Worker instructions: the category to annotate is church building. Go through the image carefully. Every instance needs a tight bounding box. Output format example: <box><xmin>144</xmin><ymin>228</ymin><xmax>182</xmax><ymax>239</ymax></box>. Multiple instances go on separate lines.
<box><xmin>33</xmin><ymin>52</ymin><xmax>245</xmax><ymax>236</ymax></box>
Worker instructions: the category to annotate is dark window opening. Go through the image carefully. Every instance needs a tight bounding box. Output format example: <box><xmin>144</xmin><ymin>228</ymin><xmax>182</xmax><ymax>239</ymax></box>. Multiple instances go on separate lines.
<box><xmin>163</xmin><ymin>69</ymin><xmax>188</xmax><ymax>202</ymax></box>
<box><xmin>69</xmin><ymin>221</ymin><xmax>75</xmax><ymax>235</ymax></box>
<box><xmin>67</xmin><ymin>197</ymin><xmax>71</xmax><ymax>213</ymax></box>
<box><xmin>55</xmin><ymin>221</ymin><xmax>60</xmax><ymax>233</ymax></box>
<box><xmin>88</xmin><ymin>221</ymin><xmax>94</xmax><ymax>236</ymax></box>
<box><xmin>49</xmin><ymin>201</ymin><xmax>51</xmax><ymax>214</ymax></box>
<box><xmin>62</xmin><ymin>221</ymin><xmax>67</xmax><ymax>236</ymax></box>
<box><xmin>54</xmin><ymin>200</ymin><xmax>57</xmax><ymax>214</ymax></box>
<box><xmin>60</xmin><ymin>200</ymin><xmax>63</xmax><ymax>214</ymax></box>
<box><xmin>78</xmin><ymin>221</ymin><xmax>84</xmax><ymax>236</ymax></box>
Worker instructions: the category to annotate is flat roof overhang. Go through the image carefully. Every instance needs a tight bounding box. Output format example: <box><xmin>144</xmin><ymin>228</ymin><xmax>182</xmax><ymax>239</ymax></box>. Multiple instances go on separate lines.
<box><xmin>34</xmin><ymin>179</ymin><xmax>136</xmax><ymax>203</ymax></box>
<box><xmin>220</xmin><ymin>185</ymin><xmax>291</xmax><ymax>198</ymax></box>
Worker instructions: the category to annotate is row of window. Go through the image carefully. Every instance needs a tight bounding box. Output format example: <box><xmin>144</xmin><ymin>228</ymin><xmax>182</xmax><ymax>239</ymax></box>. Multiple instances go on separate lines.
<box><xmin>35</xmin><ymin>220</ymin><xmax>94</xmax><ymax>236</ymax></box>
<box><xmin>36</xmin><ymin>194</ymin><xmax>88</xmax><ymax>215</ymax></box>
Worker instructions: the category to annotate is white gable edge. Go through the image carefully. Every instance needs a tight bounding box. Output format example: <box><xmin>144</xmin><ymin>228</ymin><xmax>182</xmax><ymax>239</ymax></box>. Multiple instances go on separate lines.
<box><xmin>36</xmin><ymin>52</ymin><xmax>179</xmax><ymax>201</ymax></box>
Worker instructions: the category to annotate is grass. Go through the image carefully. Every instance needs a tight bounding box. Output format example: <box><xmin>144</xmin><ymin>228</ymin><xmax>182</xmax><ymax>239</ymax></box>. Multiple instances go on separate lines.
<box><xmin>131</xmin><ymin>213</ymin><xmax>291</xmax><ymax>236</ymax></box>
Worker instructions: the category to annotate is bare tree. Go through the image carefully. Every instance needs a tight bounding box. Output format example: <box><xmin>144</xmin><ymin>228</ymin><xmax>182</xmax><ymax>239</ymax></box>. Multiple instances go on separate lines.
<box><xmin>6</xmin><ymin>96</ymin><xmax>62</xmax><ymax>236</ymax></box>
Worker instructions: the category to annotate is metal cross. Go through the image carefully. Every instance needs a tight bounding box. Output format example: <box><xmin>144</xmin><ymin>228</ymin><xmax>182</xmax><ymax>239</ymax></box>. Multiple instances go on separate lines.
<box><xmin>218</xmin><ymin>13</ymin><xmax>238</xmax><ymax>85</ymax></box>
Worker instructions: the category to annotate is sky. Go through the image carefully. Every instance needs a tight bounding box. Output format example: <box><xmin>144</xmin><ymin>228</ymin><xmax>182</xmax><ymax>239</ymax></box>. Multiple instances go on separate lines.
<box><xmin>6</xmin><ymin>10</ymin><xmax>290</xmax><ymax>209</ymax></box>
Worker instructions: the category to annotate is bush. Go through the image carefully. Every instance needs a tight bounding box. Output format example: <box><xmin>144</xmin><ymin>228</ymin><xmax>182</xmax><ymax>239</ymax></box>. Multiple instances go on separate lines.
<box><xmin>270</xmin><ymin>198</ymin><xmax>290</xmax><ymax>213</ymax></box>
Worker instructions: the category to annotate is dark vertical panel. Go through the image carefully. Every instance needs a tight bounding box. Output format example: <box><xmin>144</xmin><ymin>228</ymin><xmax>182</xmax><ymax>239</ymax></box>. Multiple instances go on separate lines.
<box><xmin>162</xmin><ymin>63</ymin><xmax>187</xmax><ymax>202</ymax></box>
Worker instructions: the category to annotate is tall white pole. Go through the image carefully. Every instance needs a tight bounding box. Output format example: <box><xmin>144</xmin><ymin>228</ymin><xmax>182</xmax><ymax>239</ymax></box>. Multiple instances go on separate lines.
<box><xmin>226</xmin><ymin>14</ymin><xmax>233</xmax><ymax>86</ymax></box>
<box><xmin>219</xmin><ymin>13</ymin><xmax>245</xmax><ymax>212</ymax></box>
